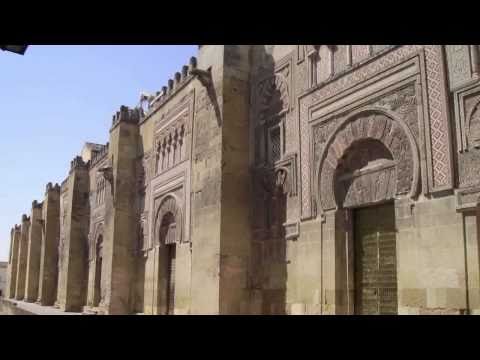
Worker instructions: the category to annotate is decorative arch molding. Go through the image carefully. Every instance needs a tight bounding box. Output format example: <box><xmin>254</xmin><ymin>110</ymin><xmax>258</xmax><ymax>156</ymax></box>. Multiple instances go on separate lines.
<box><xmin>316</xmin><ymin>107</ymin><xmax>420</xmax><ymax>213</ymax></box>
<box><xmin>153</xmin><ymin>194</ymin><xmax>183</xmax><ymax>246</ymax></box>
<box><xmin>466</xmin><ymin>98</ymin><xmax>480</xmax><ymax>149</ymax></box>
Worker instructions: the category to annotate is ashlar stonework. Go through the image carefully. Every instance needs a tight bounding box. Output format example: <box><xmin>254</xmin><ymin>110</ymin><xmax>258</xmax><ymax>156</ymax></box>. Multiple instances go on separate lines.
<box><xmin>5</xmin><ymin>45</ymin><xmax>480</xmax><ymax>315</ymax></box>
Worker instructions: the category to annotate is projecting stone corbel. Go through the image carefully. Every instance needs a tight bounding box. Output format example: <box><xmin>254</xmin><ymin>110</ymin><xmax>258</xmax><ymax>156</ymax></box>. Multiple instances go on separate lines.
<box><xmin>190</xmin><ymin>66</ymin><xmax>222</xmax><ymax>126</ymax></box>
<box><xmin>189</xmin><ymin>68</ymin><xmax>213</xmax><ymax>89</ymax></box>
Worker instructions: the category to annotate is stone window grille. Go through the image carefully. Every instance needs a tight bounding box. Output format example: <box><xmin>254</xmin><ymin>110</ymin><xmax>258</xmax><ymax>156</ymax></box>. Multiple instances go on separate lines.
<box><xmin>267</xmin><ymin>120</ymin><xmax>285</xmax><ymax>165</ymax></box>
<box><xmin>269</xmin><ymin>126</ymin><xmax>281</xmax><ymax>164</ymax></box>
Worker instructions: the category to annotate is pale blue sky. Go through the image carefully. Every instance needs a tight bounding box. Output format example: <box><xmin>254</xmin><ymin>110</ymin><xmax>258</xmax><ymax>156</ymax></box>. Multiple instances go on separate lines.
<box><xmin>0</xmin><ymin>45</ymin><xmax>198</xmax><ymax>261</ymax></box>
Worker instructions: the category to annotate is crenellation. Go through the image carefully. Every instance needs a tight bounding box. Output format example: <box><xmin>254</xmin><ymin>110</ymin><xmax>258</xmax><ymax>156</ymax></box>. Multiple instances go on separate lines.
<box><xmin>145</xmin><ymin>57</ymin><xmax>198</xmax><ymax>118</ymax></box>
<box><xmin>111</xmin><ymin>105</ymin><xmax>143</xmax><ymax>130</ymax></box>
<box><xmin>5</xmin><ymin>45</ymin><xmax>480</xmax><ymax>315</ymax></box>
<box><xmin>90</xmin><ymin>143</ymin><xmax>109</xmax><ymax>168</ymax></box>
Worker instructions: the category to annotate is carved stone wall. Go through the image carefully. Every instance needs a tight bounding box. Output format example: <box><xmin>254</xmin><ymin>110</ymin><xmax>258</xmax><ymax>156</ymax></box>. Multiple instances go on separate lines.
<box><xmin>300</xmin><ymin>46</ymin><xmax>453</xmax><ymax>219</ymax></box>
<box><xmin>6</xmin><ymin>45</ymin><xmax>480</xmax><ymax>316</ymax></box>
<box><xmin>148</xmin><ymin>91</ymin><xmax>194</xmax><ymax>248</ymax></box>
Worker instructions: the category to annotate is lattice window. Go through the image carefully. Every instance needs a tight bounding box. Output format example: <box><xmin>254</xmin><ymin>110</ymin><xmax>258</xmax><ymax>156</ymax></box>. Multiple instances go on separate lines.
<box><xmin>269</xmin><ymin>126</ymin><xmax>281</xmax><ymax>164</ymax></box>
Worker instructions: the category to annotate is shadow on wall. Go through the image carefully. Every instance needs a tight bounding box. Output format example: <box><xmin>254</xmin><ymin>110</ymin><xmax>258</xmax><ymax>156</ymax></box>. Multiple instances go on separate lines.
<box><xmin>250</xmin><ymin>46</ymin><xmax>288</xmax><ymax>315</ymax></box>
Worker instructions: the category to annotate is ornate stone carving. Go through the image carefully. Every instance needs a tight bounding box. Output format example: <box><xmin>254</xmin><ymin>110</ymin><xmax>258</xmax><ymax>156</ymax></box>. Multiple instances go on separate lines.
<box><xmin>317</xmin><ymin>109</ymin><xmax>419</xmax><ymax>212</ymax></box>
<box><xmin>454</xmin><ymin>88</ymin><xmax>480</xmax><ymax>188</ymax></box>
<box><xmin>255</xmin><ymin>73</ymin><xmax>289</xmax><ymax>124</ymax></box>
<box><xmin>467</xmin><ymin>98</ymin><xmax>480</xmax><ymax>149</ymax></box>
<box><xmin>94</xmin><ymin>174</ymin><xmax>106</xmax><ymax>206</ymax></box>
<box><xmin>300</xmin><ymin>46</ymin><xmax>452</xmax><ymax>219</ymax></box>
<box><xmin>335</xmin><ymin>139</ymin><xmax>397</xmax><ymax>209</ymax></box>
<box><xmin>445</xmin><ymin>45</ymin><xmax>473</xmax><ymax>90</ymax></box>
<box><xmin>453</xmin><ymin>81</ymin><xmax>480</xmax><ymax>153</ymax></box>
<box><xmin>153</xmin><ymin>91</ymin><xmax>194</xmax><ymax>181</ymax></box>
<box><xmin>351</xmin><ymin>45</ymin><xmax>371</xmax><ymax>64</ymax></box>
<box><xmin>452</xmin><ymin>81</ymin><xmax>480</xmax><ymax>189</ymax></box>
<box><xmin>423</xmin><ymin>45</ymin><xmax>452</xmax><ymax>190</ymax></box>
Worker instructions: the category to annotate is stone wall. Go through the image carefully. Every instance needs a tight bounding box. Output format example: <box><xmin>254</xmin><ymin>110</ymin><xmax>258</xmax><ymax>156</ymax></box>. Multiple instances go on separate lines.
<box><xmin>4</xmin><ymin>45</ymin><xmax>480</xmax><ymax>315</ymax></box>
<box><xmin>0</xmin><ymin>262</ymin><xmax>7</xmax><ymax>297</ymax></box>
<box><xmin>24</xmin><ymin>201</ymin><xmax>42</xmax><ymax>302</ymax></box>
<box><xmin>37</xmin><ymin>183</ymin><xmax>60</xmax><ymax>305</ymax></box>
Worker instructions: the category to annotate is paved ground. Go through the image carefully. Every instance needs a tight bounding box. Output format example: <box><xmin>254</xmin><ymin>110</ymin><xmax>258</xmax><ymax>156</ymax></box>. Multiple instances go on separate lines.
<box><xmin>0</xmin><ymin>298</ymin><xmax>84</xmax><ymax>315</ymax></box>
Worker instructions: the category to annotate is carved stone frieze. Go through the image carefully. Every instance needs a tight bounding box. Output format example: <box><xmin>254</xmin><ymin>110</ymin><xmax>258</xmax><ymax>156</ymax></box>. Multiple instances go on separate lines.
<box><xmin>375</xmin><ymin>84</ymin><xmax>419</xmax><ymax>138</ymax></box>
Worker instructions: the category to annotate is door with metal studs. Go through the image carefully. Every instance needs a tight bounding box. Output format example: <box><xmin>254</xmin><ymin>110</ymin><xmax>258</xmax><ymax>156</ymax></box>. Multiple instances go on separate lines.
<box><xmin>354</xmin><ymin>202</ymin><xmax>397</xmax><ymax>315</ymax></box>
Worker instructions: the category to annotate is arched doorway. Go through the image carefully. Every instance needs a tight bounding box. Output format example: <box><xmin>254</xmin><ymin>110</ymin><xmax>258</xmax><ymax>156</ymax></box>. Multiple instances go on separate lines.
<box><xmin>152</xmin><ymin>194</ymin><xmax>183</xmax><ymax>315</ymax></box>
<box><xmin>316</xmin><ymin>109</ymin><xmax>420</xmax><ymax>315</ymax></box>
<box><xmin>159</xmin><ymin>212</ymin><xmax>177</xmax><ymax>315</ymax></box>
<box><xmin>334</xmin><ymin>139</ymin><xmax>397</xmax><ymax>315</ymax></box>
<box><xmin>93</xmin><ymin>235</ymin><xmax>103</xmax><ymax>307</ymax></box>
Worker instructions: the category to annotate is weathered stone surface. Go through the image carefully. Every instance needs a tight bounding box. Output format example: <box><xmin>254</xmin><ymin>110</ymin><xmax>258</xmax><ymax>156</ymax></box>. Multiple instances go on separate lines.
<box><xmin>37</xmin><ymin>183</ymin><xmax>60</xmax><ymax>305</ymax></box>
<box><xmin>24</xmin><ymin>201</ymin><xmax>43</xmax><ymax>302</ymax></box>
<box><xmin>5</xmin><ymin>45</ymin><xmax>480</xmax><ymax>315</ymax></box>
<box><xmin>55</xmin><ymin>158</ymin><xmax>90</xmax><ymax>312</ymax></box>
<box><xmin>14</xmin><ymin>216</ymin><xmax>30</xmax><ymax>300</ymax></box>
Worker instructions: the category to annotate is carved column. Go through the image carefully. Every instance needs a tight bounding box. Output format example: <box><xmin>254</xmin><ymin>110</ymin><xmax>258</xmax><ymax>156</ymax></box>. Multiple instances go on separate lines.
<box><xmin>14</xmin><ymin>215</ymin><xmax>30</xmax><ymax>300</ymax></box>
<box><xmin>24</xmin><ymin>201</ymin><xmax>43</xmax><ymax>302</ymax></box>
<box><xmin>37</xmin><ymin>183</ymin><xmax>60</xmax><ymax>305</ymax></box>
<box><xmin>470</xmin><ymin>45</ymin><xmax>480</xmax><ymax>78</ymax></box>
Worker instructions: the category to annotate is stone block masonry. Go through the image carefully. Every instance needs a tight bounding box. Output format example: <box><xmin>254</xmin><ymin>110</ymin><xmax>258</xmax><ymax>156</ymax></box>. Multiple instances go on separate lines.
<box><xmin>5</xmin><ymin>45</ymin><xmax>480</xmax><ymax>315</ymax></box>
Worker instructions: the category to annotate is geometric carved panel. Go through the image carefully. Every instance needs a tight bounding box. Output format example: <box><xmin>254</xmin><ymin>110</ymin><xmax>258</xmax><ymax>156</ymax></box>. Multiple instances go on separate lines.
<box><xmin>299</xmin><ymin>46</ymin><xmax>453</xmax><ymax>219</ymax></box>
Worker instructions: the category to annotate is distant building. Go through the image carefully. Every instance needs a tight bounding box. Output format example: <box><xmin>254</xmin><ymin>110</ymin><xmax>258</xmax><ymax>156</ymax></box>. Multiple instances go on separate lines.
<box><xmin>0</xmin><ymin>262</ymin><xmax>7</xmax><ymax>297</ymax></box>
